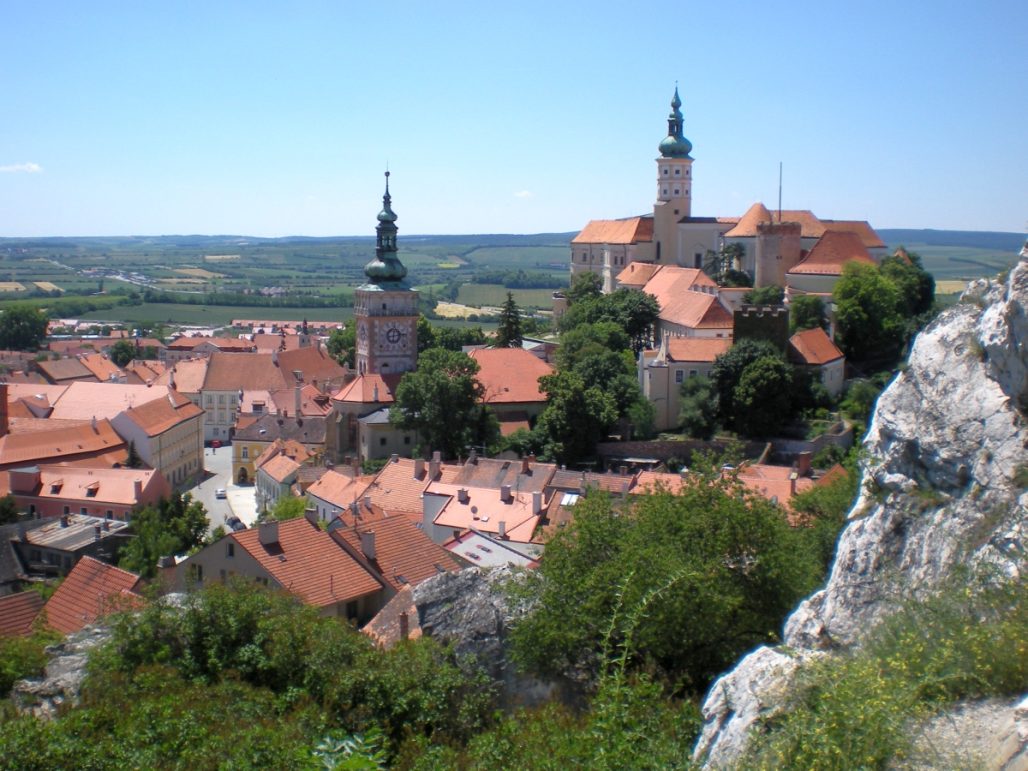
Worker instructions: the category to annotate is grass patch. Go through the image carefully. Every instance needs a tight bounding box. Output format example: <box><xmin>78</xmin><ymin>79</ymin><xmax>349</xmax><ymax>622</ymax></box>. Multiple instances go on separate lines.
<box><xmin>456</xmin><ymin>283</ymin><xmax>557</xmax><ymax>308</ymax></box>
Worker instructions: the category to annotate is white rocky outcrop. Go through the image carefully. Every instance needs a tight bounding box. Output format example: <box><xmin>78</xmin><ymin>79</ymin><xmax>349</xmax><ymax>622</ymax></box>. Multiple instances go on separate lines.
<box><xmin>694</xmin><ymin>259</ymin><xmax>1028</xmax><ymax>768</ymax></box>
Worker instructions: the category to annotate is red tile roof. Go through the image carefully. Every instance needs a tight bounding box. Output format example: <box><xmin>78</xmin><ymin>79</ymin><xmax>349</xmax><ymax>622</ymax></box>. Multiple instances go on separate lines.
<box><xmin>259</xmin><ymin>454</ymin><xmax>301</xmax><ymax>484</ymax></box>
<box><xmin>426</xmin><ymin>482</ymin><xmax>544</xmax><ymax>542</ymax></box>
<box><xmin>306</xmin><ymin>469</ymin><xmax>373</xmax><ymax>509</ymax></box>
<box><xmin>468</xmin><ymin>348</ymin><xmax>553</xmax><ymax>405</ymax></box>
<box><xmin>203</xmin><ymin>352</ymin><xmax>289</xmax><ymax>392</ymax></box>
<box><xmin>572</xmin><ymin>216</ymin><xmax>653</xmax><ymax>245</ymax></box>
<box><xmin>616</xmin><ymin>261</ymin><xmax>664</xmax><ymax>288</ymax></box>
<box><xmin>660</xmin><ymin>291</ymin><xmax>734</xmax><ymax>330</ymax></box>
<box><xmin>120</xmin><ymin>391</ymin><xmax>204</xmax><ymax>437</ymax></box>
<box><xmin>786</xmin><ymin>231</ymin><xmax>876</xmax><ymax>276</ymax></box>
<box><xmin>788</xmin><ymin>327</ymin><xmax>844</xmax><ymax>366</ymax></box>
<box><xmin>0</xmin><ymin>418</ymin><xmax>125</xmax><ymax>468</ymax></box>
<box><xmin>363</xmin><ymin>457</ymin><xmax>440</xmax><ymax>517</ymax></box>
<box><xmin>41</xmin><ymin>556</ymin><xmax>143</xmax><ymax>635</ymax></box>
<box><xmin>277</xmin><ymin>346</ymin><xmax>348</xmax><ymax>387</ymax></box>
<box><xmin>77</xmin><ymin>353</ymin><xmax>125</xmax><ymax>383</ymax></box>
<box><xmin>724</xmin><ymin>203</ymin><xmax>826</xmax><ymax>239</ymax></box>
<box><xmin>666</xmin><ymin>337</ymin><xmax>732</xmax><ymax>363</ymax></box>
<box><xmin>232</xmin><ymin>518</ymin><xmax>383</xmax><ymax>607</ymax></box>
<box><xmin>36</xmin><ymin>358</ymin><xmax>96</xmax><ymax>384</ymax></box>
<box><xmin>0</xmin><ymin>591</ymin><xmax>45</xmax><ymax>636</ymax></box>
<box><xmin>155</xmin><ymin>357</ymin><xmax>208</xmax><ymax>394</ymax></box>
<box><xmin>332</xmin><ymin>373</ymin><xmax>403</xmax><ymax>405</ymax></box>
<box><xmin>167</xmin><ymin>336</ymin><xmax>255</xmax><ymax>352</ymax></box>
<box><xmin>333</xmin><ymin>515</ymin><xmax>461</xmax><ymax>592</ymax></box>
<box><xmin>821</xmin><ymin>220</ymin><xmax>885</xmax><ymax>249</ymax></box>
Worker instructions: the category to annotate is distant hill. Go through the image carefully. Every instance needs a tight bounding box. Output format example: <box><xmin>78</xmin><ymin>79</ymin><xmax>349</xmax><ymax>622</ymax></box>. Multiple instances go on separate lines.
<box><xmin>877</xmin><ymin>229</ymin><xmax>1023</xmax><ymax>253</ymax></box>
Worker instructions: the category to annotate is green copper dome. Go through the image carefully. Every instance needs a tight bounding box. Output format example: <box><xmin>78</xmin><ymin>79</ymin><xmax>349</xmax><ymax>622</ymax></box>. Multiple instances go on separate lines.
<box><xmin>363</xmin><ymin>171</ymin><xmax>408</xmax><ymax>285</ymax></box>
<box><xmin>658</xmin><ymin>86</ymin><xmax>693</xmax><ymax>159</ymax></box>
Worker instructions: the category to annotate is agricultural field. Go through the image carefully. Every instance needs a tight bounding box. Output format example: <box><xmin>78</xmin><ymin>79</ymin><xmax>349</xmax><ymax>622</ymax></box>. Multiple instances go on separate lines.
<box><xmin>456</xmin><ymin>284</ymin><xmax>557</xmax><ymax>309</ymax></box>
<box><xmin>78</xmin><ymin>303</ymin><xmax>354</xmax><ymax>327</ymax></box>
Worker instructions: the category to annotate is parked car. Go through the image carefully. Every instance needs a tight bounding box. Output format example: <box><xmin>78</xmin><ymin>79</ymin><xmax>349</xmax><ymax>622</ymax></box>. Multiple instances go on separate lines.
<box><xmin>225</xmin><ymin>516</ymin><xmax>245</xmax><ymax>532</ymax></box>
<box><xmin>215</xmin><ymin>488</ymin><xmax>227</xmax><ymax>499</ymax></box>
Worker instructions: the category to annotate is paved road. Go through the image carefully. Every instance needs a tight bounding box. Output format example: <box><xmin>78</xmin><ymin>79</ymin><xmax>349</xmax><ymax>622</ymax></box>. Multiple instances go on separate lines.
<box><xmin>189</xmin><ymin>447</ymin><xmax>259</xmax><ymax>534</ymax></box>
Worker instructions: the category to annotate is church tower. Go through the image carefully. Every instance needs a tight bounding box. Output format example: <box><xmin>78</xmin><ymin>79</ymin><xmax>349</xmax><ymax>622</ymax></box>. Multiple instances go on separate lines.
<box><xmin>354</xmin><ymin>172</ymin><xmax>418</xmax><ymax>376</ymax></box>
<box><xmin>653</xmin><ymin>86</ymin><xmax>694</xmax><ymax>264</ymax></box>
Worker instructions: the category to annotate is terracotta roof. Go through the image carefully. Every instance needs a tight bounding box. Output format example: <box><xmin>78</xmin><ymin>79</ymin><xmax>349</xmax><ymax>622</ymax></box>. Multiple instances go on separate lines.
<box><xmin>821</xmin><ymin>220</ymin><xmax>885</xmax><ymax>249</ymax></box>
<box><xmin>253</xmin><ymin>439</ymin><xmax>313</xmax><ymax>470</ymax></box>
<box><xmin>7</xmin><ymin>465</ymin><xmax>167</xmax><ymax>506</ymax></box>
<box><xmin>642</xmin><ymin>266</ymin><xmax>717</xmax><ymax>300</ymax></box>
<box><xmin>333</xmin><ymin>515</ymin><xmax>461</xmax><ymax>592</ymax></box>
<box><xmin>736</xmin><ymin>464</ymin><xmax>814</xmax><ymax>517</ymax></box>
<box><xmin>497</xmin><ymin>412</ymin><xmax>530</xmax><ymax>436</ymax></box>
<box><xmin>616</xmin><ymin>261</ymin><xmax>664</xmax><ymax>288</ymax></box>
<box><xmin>363</xmin><ymin>457</ymin><xmax>441</xmax><ymax>517</ymax></box>
<box><xmin>119</xmin><ymin>391</ymin><xmax>204</xmax><ymax>437</ymax></box>
<box><xmin>0</xmin><ymin>591</ymin><xmax>45</xmax><ymax>636</ymax></box>
<box><xmin>232</xmin><ymin>518</ymin><xmax>383</xmax><ymax>607</ymax></box>
<box><xmin>724</xmin><ymin>203</ymin><xmax>826</xmax><ymax>238</ymax></box>
<box><xmin>572</xmin><ymin>216</ymin><xmax>653</xmax><ymax>245</ymax></box>
<box><xmin>270</xmin><ymin>384</ymin><xmax>333</xmax><ymax>416</ymax></box>
<box><xmin>549</xmin><ymin>468</ymin><xmax>635</xmax><ymax>494</ymax></box>
<box><xmin>167</xmin><ymin>336</ymin><xmax>254</xmax><ymax>352</ymax></box>
<box><xmin>787</xmin><ymin>231</ymin><xmax>876</xmax><ymax>276</ymax></box>
<box><xmin>426</xmin><ymin>482</ymin><xmax>544</xmax><ymax>543</ymax></box>
<box><xmin>306</xmin><ymin>469</ymin><xmax>373</xmax><ymax>509</ymax></box>
<box><xmin>253</xmin><ymin>333</ymin><xmax>304</xmax><ymax>353</ymax></box>
<box><xmin>788</xmin><ymin>328</ymin><xmax>844</xmax><ymax>366</ymax></box>
<box><xmin>45</xmin><ymin>381</ymin><xmax>174</xmax><ymax>421</ymax></box>
<box><xmin>36</xmin><ymin>358</ymin><xmax>96</xmax><ymax>383</ymax></box>
<box><xmin>659</xmin><ymin>290</ymin><xmax>734</xmax><ymax>330</ymax></box>
<box><xmin>203</xmin><ymin>352</ymin><xmax>288</xmax><ymax>392</ymax></box>
<box><xmin>665</xmin><ymin>337</ymin><xmax>732</xmax><ymax>363</ymax></box>
<box><xmin>277</xmin><ymin>346</ymin><xmax>348</xmax><ymax>387</ymax></box>
<box><xmin>363</xmin><ymin>585</ymin><xmax>421</xmax><ymax>647</ymax></box>
<box><xmin>0</xmin><ymin>418</ymin><xmax>125</xmax><ymax>467</ymax></box>
<box><xmin>41</xmin><ymin>556</ymin><xmax>143</xmax><ymax>635</ymax></box>
<box><xmin>77</xmin><ymin>353</ymin><xmax>125</xmax><ymax>383</ymax></box>
<box><xmin>468</xmin><ymin>348</ymin><xmax>553</xmax><ymax>405</ymax></box>
<box><xmin>123</xmin><ymin>360</ymin><xmax>166</xmax><ymax>384</ymax></box>
<box><xmin>155</xmin><ymin>357</ymin><xmax>208</xmax><ymax>394</ymax></box>
<box><xmin>443</xmin><ymin>456</ymin><xmax>555</xmax><ymax>493</ymax></box>
<box><xmin>332</xmin><ymin>373</ymin><xmax>402</xmax><ymax>405</ymax></box>
<box><xmin>631</xmin><ymin>471</ymin><xmax>689</xmax><ymax>495</ymax></box>
<box><xmin>259</xmin><ymin>454</ymin><xmax>301</xmax><ymax>484</ymax></box>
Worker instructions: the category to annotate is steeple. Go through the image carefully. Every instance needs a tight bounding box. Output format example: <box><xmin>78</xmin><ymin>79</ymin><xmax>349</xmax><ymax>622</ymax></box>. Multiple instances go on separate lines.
<box><xmin>363</xmin><ymin>171</ymin><xmax>407</xmax><ymax>286</ymax></box>
<box><xmin>658</xmin><ymin>85</ymin><xmax>693</xmax><ymax>159</ymax></box>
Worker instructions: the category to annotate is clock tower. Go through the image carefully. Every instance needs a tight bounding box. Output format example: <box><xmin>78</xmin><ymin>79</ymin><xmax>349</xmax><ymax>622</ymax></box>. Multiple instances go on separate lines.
<box><xmin>354</xmin><ymin>171</ymin><xmax>418</xmax><ymax>376</ymax></box>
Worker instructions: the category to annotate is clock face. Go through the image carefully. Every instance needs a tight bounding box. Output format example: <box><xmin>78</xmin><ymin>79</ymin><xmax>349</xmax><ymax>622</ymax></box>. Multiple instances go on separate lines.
<box><xmin>386</xmin><ymin>327</ymin><xmax>402</xmax><ymax>344</ymax></box>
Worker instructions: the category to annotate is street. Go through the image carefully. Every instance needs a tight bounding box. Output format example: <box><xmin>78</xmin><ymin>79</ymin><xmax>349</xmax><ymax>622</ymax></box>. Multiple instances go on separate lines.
<box><xmin>188</xmin><ymin>446</ymin><xmax>259</xmax><ymax>534</ymax></box>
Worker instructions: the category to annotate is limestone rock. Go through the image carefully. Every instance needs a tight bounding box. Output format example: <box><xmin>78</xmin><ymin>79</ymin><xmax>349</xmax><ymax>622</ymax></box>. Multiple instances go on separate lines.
<box><xmin>12</xmin><ymin>626</ymin><xmax>111</xmax><ymax>720</ymax></box>
<box><xmin>694</xmin><ymin>258</ymin><xmax>1028</xmax><ymax>768</ymax></box>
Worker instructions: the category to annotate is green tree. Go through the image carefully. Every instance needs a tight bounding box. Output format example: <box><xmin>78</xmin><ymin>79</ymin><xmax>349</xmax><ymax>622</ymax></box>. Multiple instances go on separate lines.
<box><xmin>709</xmin><ymin>338</ymin><xmax>782</xmax><ymax>428</ymax></box>
<box><xmin>511</xmin><ymin>475</ymin><xmax>819</xmax><ymax>691</ymax></box>
<box><xmin>390</xmin><ymin>348</ymin><xmax>498</xmax><ymax>459</ymax></box>
<box><xmin>0</xmin><ymin>305</ymin><xmax>48</xmax><ymax>350</ymax></box>
<box><xmin>678</xmin><ymin>375</ymin><xmax>718</xmax><ymax>439</ymax></box>
<box><xmin>534</xmin><ymin>370</ymin><xmax>618</xmax><ymax>466</ymax></box>
<box><xmin>566</xmin><ymin>271</ymin><xmax>603</xmax><ymax>304</ymax></box>
<box><xmin>494</xmin><ymin>291</ymin><xmax>523</xmax><ymax>348</ymax></box>
<box><xmin>742</xmin><ymin>285</ymin><xmax>784</xmax><ymax>305</ymax></box>
<box><xmin>260</xmin><ymin>495</ymin><xmax>307</xmax><ymax>522</ymax></box>
<box><xmin>560</xmin><ymin>289</ymin><xmax>659</xmax><ymax>354</ymax></box>
<box><xmin>834</xmin><ymin>262</ymin><xmax>905</xmax><ymax>364</ymax></box>
<box><xmin>119</xmin><ymin>493</ymin><xmax>208</xmax><ymax>578</ymax></box>
<box><xmin>790</xmin><ymin>294</ymin><xmax>828</xmax><ymax>333</ymax></box>
<box><xmin>327</xmin><ymin>325</ymin><xmax>356</xmax><ymax>368</ymax></box>
<box><xmin>0</xmin><ymin>493</ymin><xmax>19</xmax><ymax>525</ymax></box>
<box><xmin>732</xmin><ymin>356</ymin><xmax>795</xmax><ymax>437</ymax></box>
<box><xmin>880</xmin><ymin>250</ymin><xmax>935</xmax><ymax>317</ymax></box>
<box><xmin>108</xmin><ymin>339</ymin><xmax>137</xmax><ymax>367</ymax></box>
<box><xmin>555</xmin><ymin>321</ymin><xmax>631</xmax><ymax>371</ymax></box>
<box><xmin>125</xmin><ymin>440</ymin><xmax>143</xmax><ymax>469</ymax></box>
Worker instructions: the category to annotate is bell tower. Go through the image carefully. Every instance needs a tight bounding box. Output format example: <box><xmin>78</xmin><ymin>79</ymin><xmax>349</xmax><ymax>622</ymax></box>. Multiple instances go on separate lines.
<box><xmin>653</xmin><ymin>86</ymin><xmax>694</xmax><ymax>264</ymax></box>
<box><xmin>353</xmin><ymin>172</ymin><xmax>419</xmax><ymax>376</ymax></box>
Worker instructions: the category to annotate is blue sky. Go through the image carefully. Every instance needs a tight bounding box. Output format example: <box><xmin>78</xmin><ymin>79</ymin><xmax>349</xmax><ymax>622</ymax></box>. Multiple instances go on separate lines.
<box><xmin>1</xmin><ymin>0</ymin><xmax>1025</xmax><ymax>237</ymax></box>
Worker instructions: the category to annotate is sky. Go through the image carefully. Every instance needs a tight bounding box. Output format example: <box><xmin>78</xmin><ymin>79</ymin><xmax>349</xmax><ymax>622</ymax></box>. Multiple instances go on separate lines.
<box><xmin>1</xmin><ymin>0</ymin><xmax>1025</xmax><ymax>238</ymax></box>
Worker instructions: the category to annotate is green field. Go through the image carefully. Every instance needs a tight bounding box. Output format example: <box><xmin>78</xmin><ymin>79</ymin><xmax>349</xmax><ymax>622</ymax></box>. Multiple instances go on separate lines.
<box><xmin>456</xmin><ymin>284</ymin><xmax>558</xmax><ymax>308</ymax></box>
<box><xmin>903</xmin><ymin>245</ymin><xmax>1016</xmax><ymax>280</ymax></box>
<box><xmin>79</xmin><ymin>303</ymin><xmax>354</xmax><ymax>327</ymax></box>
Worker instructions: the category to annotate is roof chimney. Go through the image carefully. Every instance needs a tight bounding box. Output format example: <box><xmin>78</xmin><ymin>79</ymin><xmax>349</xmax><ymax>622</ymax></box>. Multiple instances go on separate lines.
<box><xmin>458</xmin><ymin>488</ymin><xmax>469</xmax><ymax>504</ymax></box>
<box><xmin>373</xmin><ymin>383</ymin><xmax>379</xmax><ymax>402</ymax></box>
<box><xmin>390</xmin><ymin>453</ymin><xmax>399</xmax><ymax>464</ymax></box>
<box><xmin>305</xmin><ymin>506</ymin><xmax>319</xmax><ymax>526</ymax></box>
<box><xmin>363</xmin><ymin>495</ymin><xmax>373</xmax><ymax>511</ymax></box>
<box><xmin>258</xmin><ymin>521</ymin><xmax>279</xmax><ymax>546</ymax></box>
<box><xmin>0</xmin><ymin>382</ymin><xmax>8</xmax><ymax>439</ymax></box>
<box><xmin>797</xmin><ymin>451</ymin><xmax>813</xmax><ymax>477</ymax></box>
<box><xmin>360</xmin><ymin>530</ymin><xmax>377</xmax><ymax>561</ymax></box>
<box><xmin>399</xmin><ymin>611</ymin><xmax>409</xmax><ymax>641</ymax></box>
<box><xmin>500</xmin><ymin>484</ymin><xmax>512</xmax><ymax>503</ymax></box>
<box><xmin>350</xmin><ymin>500</ymin><xmax>360</xmax><ymax>519</ymax></box>
<box><xmin>429</xmin><ymin>453</ymin><xmax>440</xmax><ymax>479</ymax></box>
<box><xmin>60</xmin><ymin>514</ymin><xmax>69</xmax><ymax>528</ymax></box>
<box><xmin>498</xmin><ymin>520</ymin><xmax>506</xmax><ymax>539</ymax></box>
<box><xmin>521</xmin><ymin>456</ymin><xmax>530</xmax><ymax>474</ymax></box>
<box><xmin>292</xmin><ymin>369</ymin><xmax>303</xmax><ymax>382</ymax></box>
<box><xmin>467</xmin><ymin>448</ymin><xmax>477</xmax><ymax>464</ymax></box>
<box><xmin>94</xmin><ymin>524</ymin><xmax>102</xmax><ymax>541</ymax></box>
<box><xmin>133</xmin><ymin>479</ymin><xmax>143</xmax><ymax>500</ymax></box>
<box><xmin>532</xmin><ymin>490</ymin><xmax>543</xmax><ymax>514</ymax></box>
<box><xmin>414</xmin><ymin>458</ymin><xmax>425</xmax><ymax>479</ymax></box>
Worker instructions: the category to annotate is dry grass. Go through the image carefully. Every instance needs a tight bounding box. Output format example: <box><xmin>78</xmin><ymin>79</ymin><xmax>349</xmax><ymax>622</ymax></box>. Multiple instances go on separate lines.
<box><xmin>33</xmin><ymin>281</ymin><xmax>62</xmax><ymax>292</ymax></box>
<box><xmin>204</xmin><ymin>254</ymin><xmax>240</xmax><ymax>262</ymax></box>
<box><xmin>434</xmin><ymin>301</ymin><xmax>499</xmax><ymax>319</ymax></box>
<box><xmin>936</xmin><ymin>279</ymin><xmax>969</xmax><ymax>295</ymax></box>
<box><xmin>0</xmin><ymin>282</ymin><xmax>26</xmax><ymax>292</ymax></box>
<box><xmin>176</xmin><ymin>267</ymin><xmax>225</xmax><ymax>279</ymax></box>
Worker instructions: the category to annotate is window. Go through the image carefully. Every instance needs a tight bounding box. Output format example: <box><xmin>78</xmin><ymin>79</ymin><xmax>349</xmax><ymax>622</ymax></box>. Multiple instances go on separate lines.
<box><xmin>675</xmin><ymin>370</ymin><xmax>684</xmax><ymax>384</ymax></box>
<box><xmin>674</xmin><ymin>168</ymin><xmax>680</xmax><ymax>176</ymax></box>
<box><xmin>404</xmin><ymin>436</ymin><xmax>411</xmax><ymax>445</ymax></box>
<box><xmin>689</xmin><ymin>369</ymin><xmax>698</xmax><ymax>377</ymax></box>
<box><xmin>242</xmin><ymin>447</ymin><xmax>248</xmax><ymax>459</ymax></box>
<box><xmin>63</xmin><ymin>506</ymin><xmax>70</xmax><ymax>515</ymax></box>
<box><xmin>218</xmin><ymin>394</ymin><xmax>225</xmax><ymax>405</ymax></box>
<box><xmin>674</xmin><ymin>189</ymin><xmax>679</xmax><ymax>195</ymax></box>
<box><xmin>226</xmin><ymin>543</ymin><xmax>235</xmax><ymax>558</ymax></box>
<box><xmin>663</xmin><ymin>188</ymin><xmax>668</xmax><ymax>196</ymax></box>
<box><xmin>86</xmin><ymin>487</ymin><xmax>97</xmax><ymax>498</ymax></box>
<box><xmin>30</xmin><ymin>549</ymin><xmax>41</xmax><ymax>562</ymax></box>
<box><xmin>106</xmin><ymin>510</ymin><xmax>113</xmax><ymax>518</ymax></box>
<box><xmin>346</xmin><ymin>600</ymin><xmax>359</xmax><ymax>619</ymax></box>
<box><xmin>663</xmin><ymin>168</ymin><xmax>668</xmax><ymax>176</ymax></box>
<box><xmin>380</xmin><ymin>437</ymin><xmax>387</xmax><ymax>446</ymax></box>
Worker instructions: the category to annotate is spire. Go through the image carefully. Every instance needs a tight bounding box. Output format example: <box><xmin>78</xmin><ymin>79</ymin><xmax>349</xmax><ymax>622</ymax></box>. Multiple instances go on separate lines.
<box><xmin>363</xmin><ymin>170</ymin><xmax>407</xmax><ymax>285</ymax></box>
<box><xmin>658</xmin><ymin>85</ymin><xmax>693</xmax><ymax>159</ymax></box>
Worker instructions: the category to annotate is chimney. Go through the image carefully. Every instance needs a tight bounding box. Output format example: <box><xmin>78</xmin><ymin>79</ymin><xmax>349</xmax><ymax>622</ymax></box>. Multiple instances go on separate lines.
<box><xmin>133</xmin><ymin>479</ymin><xmax>143</xmax><ymax>500</ymax></box>
<box><xmin>521</xmin><ymin>456</ymin><xmax>530</xmax><ymax>474</ymax></box>
<box><xmin>17</xmin><ymin>521</ymin><xmax>26</xmax><ymax>542</ymax></box>
<box><xmin>103</xmin><ymin>519</ymin><xmax>110</xmax><ymax>531</ymax></box>
<box><xmin>373</xmin><ymin>383</ymin><xmax>379</xmax><ymax>402</ymax></box>
<box><xmin>399</xmin><ymin>611</ymin><xmax>409</xmax><ymax>641</ymax></box>
<box><xmin>272</xmin><ymin>350</ymin><xmax>279</xmax><ymax>365</ymax></box>
<box><xmin>429</xmin><ymin>453</ymin><xmax>440</xmax><ymax>479</ymax></box>
<box><xmin>619</xmin><ymin>465</ymin><xmax>628</xmax><ymax>476</ymax></box>
<box><xmin>532</xmin><ymin>491</ymin><xmax>543</xmax><ymax>514</ymax></box>
<box><xmin>500</xmin><ymin>484</ymin><xmax>512</xmax><ymax>503</ymax></box>
<box><xmin>390</xmin><ymin>453</ymin><xmax>399</xmax><ymax>463</ymax></box>
<box><xmin>458</xmin><ymin>488</ymin><xmax>469</xmax><ymax>504</ymax></box>
<box><xmin>305</xmin><ymin>506</ymin><xmax>319</xmax><ymax>526</ymax></box>
<box><xmin>350</xmin><ymin>500</ymin><xmax>360</xmax><ymax>519</ymax></box>
<box><xmin>789</xmin><ymin>471</ymin><xmax>798</xmax><ymax>496</ymax></box>
<box><xmin>363</xmin><ymin>495</ymin><xmax>373</xmax><ymax>511</ymax></box>
<box><xmin>94</xmin><ymin>524</ymin><xmax>102</xmax><ymax>541</ymax></box>
<box><xmin>258</xmin><ymin>521</ymin><xmax>279</xmax><ymax>545</ymax></box>
<box><xmin>91</xmin><ymin>416</ymin><xmax>98</xmax><ymax>432</ymax></box>
<box><xmin>797</xmin><ymin>451</ymin><xmax>813</xmax><ymax>477</ymax></box>
<box><xmin>414</xmin><ymin>458</ymin><xmax>425</xmax><ymax>478</ymax></box>
<box><xmin>292</xmin><ymin>369</ymin><xmax>303</xmax><ymax>383</ymax></box>
<box><xmin>294</xmin><ymin>384</ymin><xmax>302</xmax><ymax>416</ymax></box>
<box><xmin>0</xmin><ymin>383</ymin><xmax>8</xmax><ymax>439</ymax></box>
<box><xmin>467</xmin><ymin>448</ymin><xmax>477</xmax><ymax>464</ymax></box>
<box><xmin>360</xmin><ymin>530</ymin><xmax>377</xmax><ymax>561</ymax></box>
<box><xmin>60</xmin><ymin>514</ymin><xmax>69</xmax><ymax>528</ymax></box>
<box><xmin>498</xmin><ymin>520</ymin><xmax>506</xmax><ymax>539</ymax></box>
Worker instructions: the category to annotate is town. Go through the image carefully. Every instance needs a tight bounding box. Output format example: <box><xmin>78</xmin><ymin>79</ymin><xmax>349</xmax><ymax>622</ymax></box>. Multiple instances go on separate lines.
<box><xmin>0</xmin><ymin>87</ymin><xmax>1022</xmax><ymax>769</ymax></box>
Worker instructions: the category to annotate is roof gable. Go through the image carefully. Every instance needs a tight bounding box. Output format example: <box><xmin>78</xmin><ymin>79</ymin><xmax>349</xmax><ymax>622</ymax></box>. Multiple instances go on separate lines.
<box><xmin>572</xmin><ymin>216</ymin><xmax>653</xmax><ymax>245</ymax></box>
<box><xmin>468</xmin><ymin>348</ymin><xmax>553</xmax><ymax>404</ymax></box>
<box><xmin>41</xmin><ymin>556</ymin><xmax>142</xmax><ymax>635</ymax></box>
<box><xmin>787</xmin><ymin>231</ymin><xmax>876</xmax><ymax>276</ymax></box>
<box><xmin>788</xmin><ymin>327</ymin><xmax>844</xmax><ymax>365</ymax></box>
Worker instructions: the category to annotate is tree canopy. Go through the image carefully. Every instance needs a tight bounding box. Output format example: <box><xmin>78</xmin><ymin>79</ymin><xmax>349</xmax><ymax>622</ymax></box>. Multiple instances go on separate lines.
<box><xmin>534</xmin><ymin>370</ymin><xmax>618</xmax><ymax>466</ymax></box>
<box><xmin>494</xmin><ymin>291</ymin><xmax>523</xmax><ymax>348</ymax></box>
<box><xmin>0</xmin><ymin>305</ymin><xmax>48</xmax><ymax>350</ymax></box>
<box><xmin>390</xmin><ymin>347</ymin><xmax>498</xmax><ymax>459</ymax></box>
<box><xmin>118</xmin><ymin>493</ymin><xmax>208</xmax><ymax>578</ymax></box>
<box><xmin>108</xmin><ymin>339</ymin><xmax>137</xmax><ymax>367</ymax></box>
<box><xmin>790</xmin><ymin>294</ymin><xmax>828</xmax><ymax>333</ymax></box>
<box><xmin>834</xmin><ymin>262</ymin><xmax>907</xmax><ymax>365</ymax></box>
<box><xmin>742</xmin><ymin>285</ymin><xmax>784</xmax><ymax>305</ymax></box>
<box><xmin>326</xmin><ymin>325</ymin><xmax>355</xmax><ymax>367</ymax></box>
<box><xmin>559</xmin><ymin>288</ymin><xmax>659</xmax><ymax>354</ymax></box>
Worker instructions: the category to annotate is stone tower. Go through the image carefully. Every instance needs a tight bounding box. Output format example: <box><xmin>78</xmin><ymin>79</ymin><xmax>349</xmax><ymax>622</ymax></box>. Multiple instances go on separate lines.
<box><xmin>354</xmin><ymin>172</ymin><xmax>419</xmax><ymax>376</ymax></box>
<box><xmin>653</xmin><ymin>86</ymin><xmax>694</xmax><ymax>264</ymax></box>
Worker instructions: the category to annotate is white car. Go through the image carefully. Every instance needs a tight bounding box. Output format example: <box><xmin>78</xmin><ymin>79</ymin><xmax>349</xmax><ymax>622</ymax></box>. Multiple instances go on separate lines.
<box><xmin>215</xmin><ymin>488</ymin><xmax>227</xmax><ymax>499</ymax></box>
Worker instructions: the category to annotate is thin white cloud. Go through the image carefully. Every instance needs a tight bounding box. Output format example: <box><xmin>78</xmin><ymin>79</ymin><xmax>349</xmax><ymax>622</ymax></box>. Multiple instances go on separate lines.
<box><xmin>0</xmin><ymin>162</ymin><xmax>42</xmax><ymax>174</ymax></box>
<box><xmin>513</xmin><ymin>190</ymin><xmax>532</xmax><ymax>199</ymax></box>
